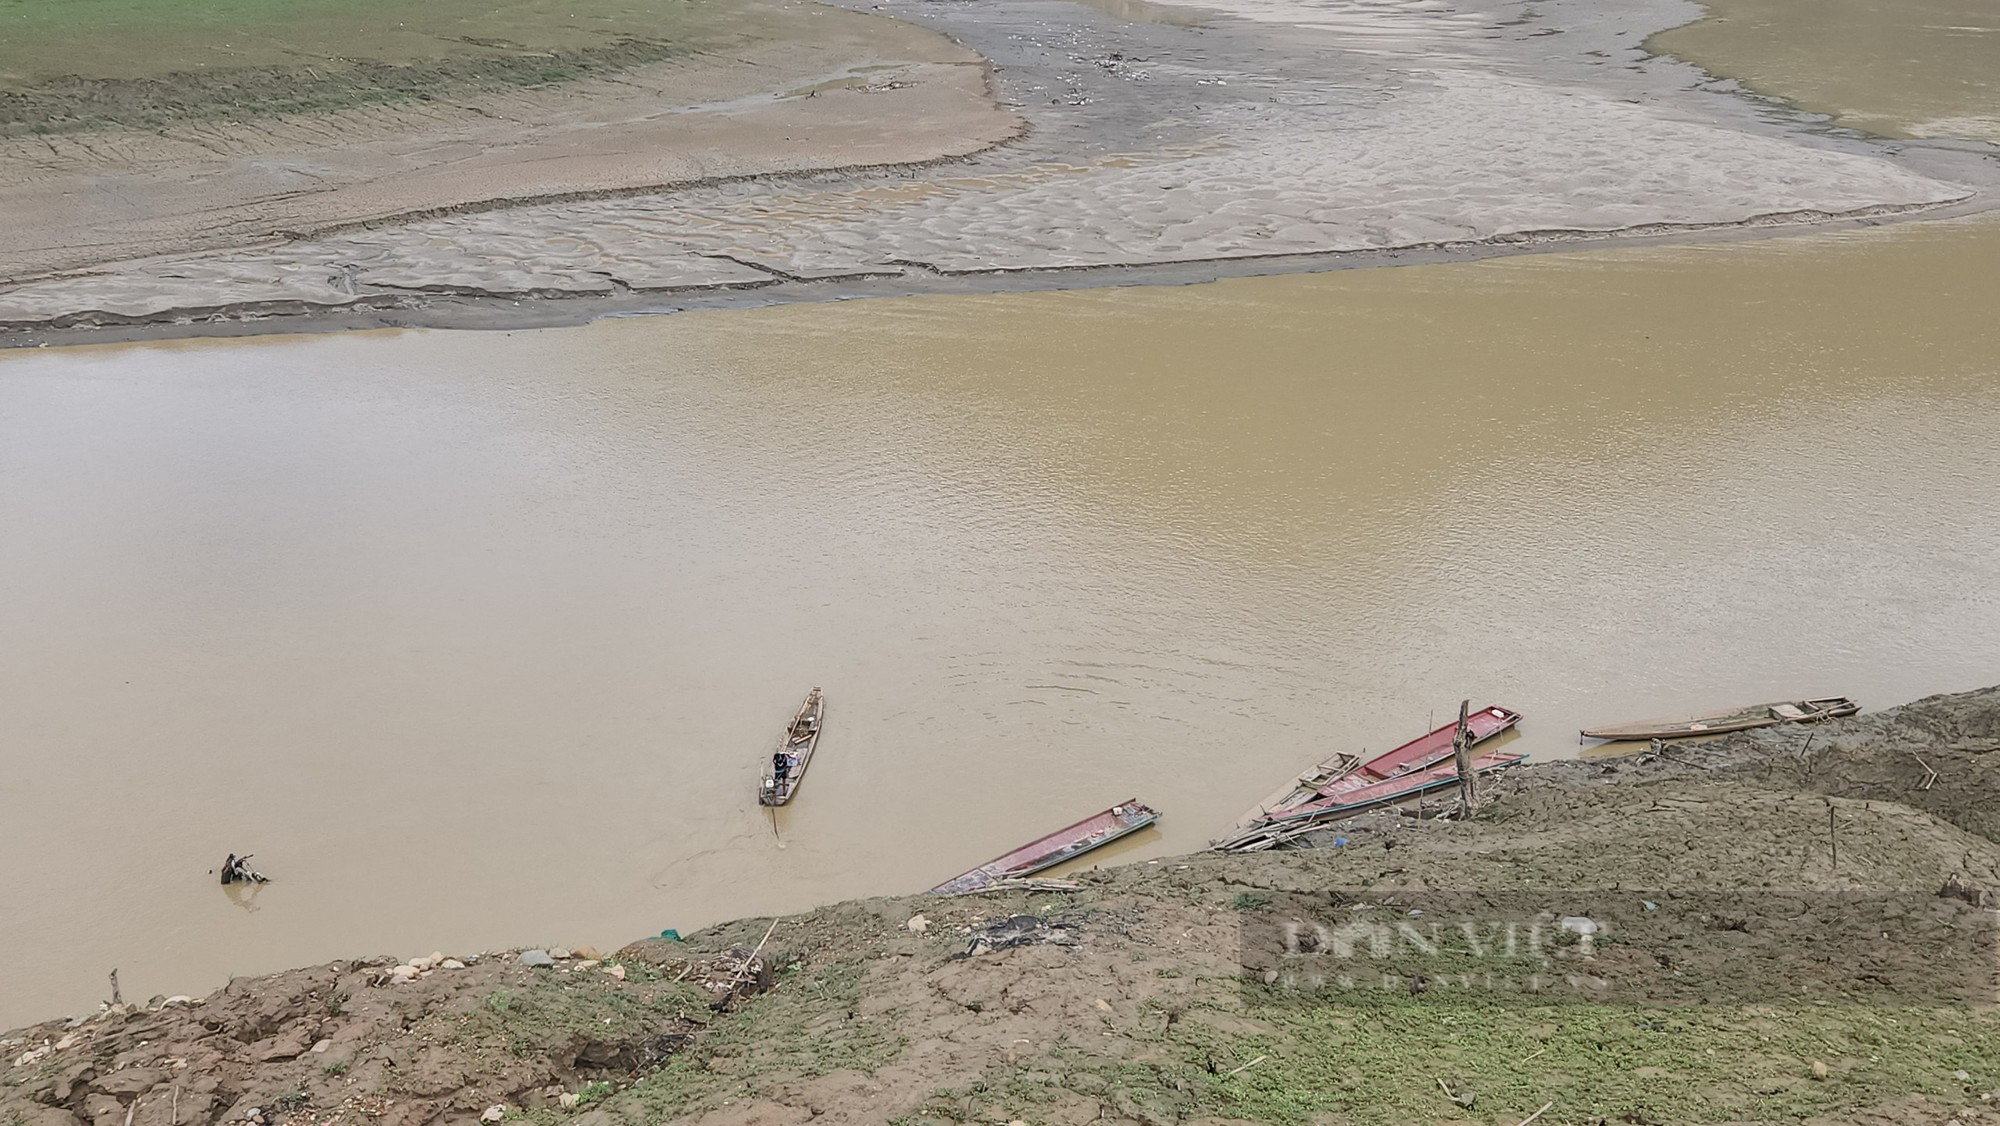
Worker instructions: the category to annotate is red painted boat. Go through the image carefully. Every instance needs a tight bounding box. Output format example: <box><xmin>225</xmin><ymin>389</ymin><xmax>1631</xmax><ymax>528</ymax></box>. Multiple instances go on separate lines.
<box><xmin>1267</xmin><ymin>749</ymin><xmax>1527</xmax><ymax>824</ymax></box>
<box><xmin>1305</xmin><ymin>704</ymin><xmax>1519</xmax><ymax>806</ymax></box>
<box><xmin>1215</xmin><ymin>749</ymin><xmax>1526</xmax><ymax>851</ymax></box>
<box><xmin>930</xmin><ymin>800</ymin><xmax>1160</xmax><ymax>895</ymax></box>
<box><xmin>1225</xmin><ymin>705</ymin><xmax>1521</xmax><ymax>831</ymax></box>
<box><xmin>1213</xmin><ymin>705</ymin><xmax>1524</xmax><ymax>852</ymax></box>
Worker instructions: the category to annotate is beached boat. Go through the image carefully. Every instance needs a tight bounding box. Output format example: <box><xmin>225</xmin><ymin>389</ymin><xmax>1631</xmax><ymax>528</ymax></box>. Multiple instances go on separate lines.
<box><xmin>758</xmin><ymin>687</ymin><xmax>824</xmax><ymax>806</ymax></box>
<box><xmin>931</xmin><ymin>800</ymin><xmax>1160</xmax><ymax>895</ymax></box>
<box><xmin>1580</xmin><ymin>697</ymin><xmax>1858</xmax><ymax>742</ymax></box>
<box><xmin>1225</xmin><ymin>706</ymin><xmax>1522</xmax><ymax>832</ymax></box>
<box><xmin>1215</xmin><ymin>749</ymin><xmax>1527</xmax><ymax>851</ymax></box>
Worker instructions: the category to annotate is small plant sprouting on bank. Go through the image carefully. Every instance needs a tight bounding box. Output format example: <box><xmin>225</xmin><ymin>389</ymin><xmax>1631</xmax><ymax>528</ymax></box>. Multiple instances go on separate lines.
<box><xmin>575</xmin><ymin>1080</ymin><xmax>616</xmax><ymax>1108</ymax></box>
<box><xmin>323</xmin><ymin>1061</ymin><xmax>348</xmax><ymax>1076</ymax></box>
<box><xmin>1231</xmin><ymin>892</ymin><xmax>1272</xmax><ymax>911</ymax></box>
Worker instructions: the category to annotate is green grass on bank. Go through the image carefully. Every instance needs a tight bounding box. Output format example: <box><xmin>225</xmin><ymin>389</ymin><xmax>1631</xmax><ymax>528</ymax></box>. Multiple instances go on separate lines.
<box><xmin>0</xmin><ymin>0</ymin><xmax>766</xmax><ymax>135</ymax></box>
<box><xmin>0</xmin><ymin>0</ymin><xmax>729</xmax><ymax>82</ymax></box>
<box><xmin>547</xmin><ymin>952</ymin><xmax>2000</xmax><ymax>1126</ymax></box>
<box><xmin>911</xmin><ymin>995</ymin><xmax>2000</xmax><ymax>1126</ymax></box>
<box><xmin>617</xmin><ymin>957</ymin><xmax>911</xmax><ymax>1122</ymax></box>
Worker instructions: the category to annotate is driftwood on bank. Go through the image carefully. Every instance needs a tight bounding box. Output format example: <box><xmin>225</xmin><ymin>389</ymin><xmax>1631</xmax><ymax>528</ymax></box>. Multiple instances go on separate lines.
<box><xmin>937</xmin><ymin>877</ymin><xmax>1083</xmax><ymax>897</ymax></box>
<box><xmin>1940</xmin><ymin>873</ymin><xmax>1988</xmax><ymax>908</ymax></box>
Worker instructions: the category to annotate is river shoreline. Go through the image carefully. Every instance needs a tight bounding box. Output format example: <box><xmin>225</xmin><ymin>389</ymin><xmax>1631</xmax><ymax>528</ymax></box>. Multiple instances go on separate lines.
<box><xmin>6</xmin><ymin>189</ymin><xmax>1994</xmax><ymax>351</ymax></box>
<box><xmin>6</xmin><ymin>214</ymin><xmax>1998</xmax><ymax>1031</ymax></box>
<box><xmin>3</xmin><ymin>0</ymin><xmax>1994</xmax><ymax>346</ymax></box>
<box><xmin>6</xmin><ymin>686</ymin><xmax>1995</xmax><ymax>1125</ymax></box>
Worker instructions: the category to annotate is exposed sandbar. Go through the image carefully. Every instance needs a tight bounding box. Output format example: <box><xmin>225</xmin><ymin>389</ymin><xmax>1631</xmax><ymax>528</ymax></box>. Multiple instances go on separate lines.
<box><xmin>1</xmin><ymin>0</ymin><xmax>1993</xmax><ymax>339</ymax></box>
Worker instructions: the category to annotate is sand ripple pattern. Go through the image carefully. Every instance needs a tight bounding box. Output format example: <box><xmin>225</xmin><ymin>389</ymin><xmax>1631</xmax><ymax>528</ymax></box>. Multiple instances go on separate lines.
<box><xmin>0</xmin><ymin>0</ymin><xmax>1971</xmax><ymax>326</ymax></box>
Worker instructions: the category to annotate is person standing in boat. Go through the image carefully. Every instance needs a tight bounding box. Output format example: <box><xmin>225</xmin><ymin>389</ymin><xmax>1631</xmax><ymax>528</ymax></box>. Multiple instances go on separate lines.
<box><xmin>771</xmin><ymin>750</ymin><xmax>792</xmax><ymax>790</ymax></box>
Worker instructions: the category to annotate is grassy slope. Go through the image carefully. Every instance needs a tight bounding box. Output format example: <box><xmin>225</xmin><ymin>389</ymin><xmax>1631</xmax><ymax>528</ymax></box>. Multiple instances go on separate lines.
<box><xmin>589</xmin><ymin>877</ymin><xmax>1999</xmax><ymax>1125</ymax></box>
<box><xmin>577</xmin><ymin>719</ymin><xmax>2000</xmax><ymax>1125</ymax></box>
<box><xmin>7</xmin><ymin>713</ymin><xmax>1992</xmax><ymax>1126</ymax></box>
<box><xmin>0</xmin><ymin>0</ymin><xmax>738</xmax><ymax>79</ymax></box>
<box><xmin>0</xmin><ymin>0</ymin><xmax>764</xmax><ymax>133</ymax></box>
<box><xmin>959</xmin><ymin>994</ymin><xmax>2000</xmax><ymax>1125</ymax></box>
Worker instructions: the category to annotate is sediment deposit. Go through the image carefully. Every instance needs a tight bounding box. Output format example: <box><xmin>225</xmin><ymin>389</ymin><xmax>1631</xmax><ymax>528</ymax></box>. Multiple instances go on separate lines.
<box><xmin>3</xmin><ymin>0</ymin><xmax>1991</xmax><ymax>337</ymax></box>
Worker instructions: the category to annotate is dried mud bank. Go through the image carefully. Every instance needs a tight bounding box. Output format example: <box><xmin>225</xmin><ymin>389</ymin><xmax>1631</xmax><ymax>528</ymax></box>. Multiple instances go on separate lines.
<box><xmin>6</xmin><ymin>688</ymin><xmax>1998</xmax><ymax>1126</ymax></box>
<box><xmin>0</xmin><ymin>0</ymin><xmax>1022</xmax><ymax>285</ymax></box>
<box><xmin>5</xmin><ymin>0</ymin><xmax>1997</xmax><ymax>344</ymax></box>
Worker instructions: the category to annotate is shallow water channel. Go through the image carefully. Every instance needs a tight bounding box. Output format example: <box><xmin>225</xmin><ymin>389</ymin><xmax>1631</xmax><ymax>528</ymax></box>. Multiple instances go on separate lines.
<box><xmin>3</xmin><ymin>213</ymin><xmax>1997</xmax><ymax>1025</ymax></box>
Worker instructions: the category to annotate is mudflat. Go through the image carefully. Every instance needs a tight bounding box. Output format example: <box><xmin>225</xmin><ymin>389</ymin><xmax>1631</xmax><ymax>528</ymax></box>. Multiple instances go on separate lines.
<box><xmin>4</xmin><ymin>0</ymin><xmax>1995</xmax><ymax>335</ymax></box>
<box><xmin>0</xmin><ymin>0</ymin><xmax>1018</xmax><ymax>281</ymax></box>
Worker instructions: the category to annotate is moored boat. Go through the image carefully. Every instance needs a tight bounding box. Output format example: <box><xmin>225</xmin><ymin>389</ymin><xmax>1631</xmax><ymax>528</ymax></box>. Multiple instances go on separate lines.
<box><xmin>931</xmin><ymin>799</ymin><xmax>1160</xmax><ymax>895</ymax></box>
<box><xmin>1224</xmin><ymin>705</ymin><xmax>1522</xmax><ymax>832</ymax></box>
<box><xmin>1214</xmin><ymin>749</ymin><xmax>1527</xmax><ymax>852</ymax></box>
<box><xmin>758</xmin><ymin>687</ymin><xmax>824</xmax><ymax>806</ymax></box>
<box><xmin>1580</xmin><ymin>696</ymin><xmax>1858</xmax><ymax>742</ymax></box>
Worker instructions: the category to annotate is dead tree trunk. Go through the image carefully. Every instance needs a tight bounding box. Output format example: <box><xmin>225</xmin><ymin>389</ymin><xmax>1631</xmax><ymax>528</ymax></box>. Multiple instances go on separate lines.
<box><xmin>1452</xmin><ymin>698</ymin><xmax>1479</xmax><ymax>818</ymax></box>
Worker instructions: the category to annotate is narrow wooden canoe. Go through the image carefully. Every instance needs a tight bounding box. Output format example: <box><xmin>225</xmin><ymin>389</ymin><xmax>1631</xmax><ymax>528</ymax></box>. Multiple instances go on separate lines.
<box><xmin>1272</xmin><ymin>749</ymin><xmax>1527</xmax><ymax>822</ymax></box>
<box><xmin>931</xmin><ymin>799</ymin><xmax>1160</xmax><ymax>895</ymax></box>
<box><xmin>1227</xmin><ymin>751</ymin><xmax>1365</xmax><ymax>833</ymax></box>
<box><xmin>1580</xmin><ymin>696</ymin><xmax>1858</xmax><ymax>742</ymax></box>
<box><xmin>758</xmin><ymin>687</ymin><xmax>823</xmax><ymax>806</ymax></box>
<box><xmin>1226</xmin><ymin>705</ymin><xmax>1522</xmax><ymax>831</ymax></box>
<box><xmin>1215</xmin><ymin>750</ymin><xmax>1527</xmax><ymax>852</ymax></box>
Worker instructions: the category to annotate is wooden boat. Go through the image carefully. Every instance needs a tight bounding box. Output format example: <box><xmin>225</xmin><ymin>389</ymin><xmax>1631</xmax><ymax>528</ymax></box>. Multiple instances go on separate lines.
<box><xmin>1272</xmin><ymin>749</ymin><xmax>1526</xmax><ymax>822</ymax></box>
<box><xmin>1226</xmin><ymin>705</ymin><xmax>1522</xmax><ymax>831</ymax></box>
<box><xmin>931</xmin><ymin>799</ymin><xmax>1160</xmax><ymax>895</ymax></box>
<box><xmin>1215</xmin><ymin>750</ymin><xmax>1527</xmax><ymax>852</ymax></box>
<box><xmin>1580</xmin><ymin>697</ymin><xmax>1858</xmax><ymax>742</ymax></box>
<box><xmin>758</xmin><ymin>687</ymin><xmax>824</xmax><ymax>806</ymax></box>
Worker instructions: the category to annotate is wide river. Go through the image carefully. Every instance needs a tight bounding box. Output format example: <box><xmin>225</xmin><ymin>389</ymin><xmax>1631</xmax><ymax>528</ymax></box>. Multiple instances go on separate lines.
<box><xmin>4</xmin><ymin>211</ymin><xmax>1998</xmax><ymax>1025</ymax></box>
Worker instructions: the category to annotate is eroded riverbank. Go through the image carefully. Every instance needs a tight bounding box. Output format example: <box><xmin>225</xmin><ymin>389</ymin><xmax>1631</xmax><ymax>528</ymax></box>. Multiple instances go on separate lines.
<box><xmin>5</xmin><ymin>687</ymin><xmax>1997</xmax><ymax>1125</ymax></box>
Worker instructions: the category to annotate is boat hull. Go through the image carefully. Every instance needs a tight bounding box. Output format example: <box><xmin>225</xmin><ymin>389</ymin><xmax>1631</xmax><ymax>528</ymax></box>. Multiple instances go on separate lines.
<box><xmin>931</xmin><ymin>800</ymin><xmax>1160</xmax><ymax>895</ymax></box>
<box><xmin>758</xmin><ymin>688</ymin><xmax>824</xmax><ymax>805</ymax></box>
<box><xmin>1224</xmin><ymin>705</ymin><xmax>1521</xmax><ymax>833</ymax></box>
<box><xmin>1580</xmin><ymin>696</ymin><xmax>1858</xmax><ymax>742</ymax></box>
<box><xmin>1266</xmin><ymin>750</ymin><xmax>1526</xmax><ymax>823</ymax></box>
<box><xmin>1215</xmin><ymin>751</ymin><xmax>1525</xmax><ymax>851</ymax></box>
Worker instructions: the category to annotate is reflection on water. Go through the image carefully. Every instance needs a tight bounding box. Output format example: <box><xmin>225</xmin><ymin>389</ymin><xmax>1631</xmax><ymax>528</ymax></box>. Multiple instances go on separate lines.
<box><xmin>1652</xmin><ymin>0</ymin><xmax>2000</xmax><ymax>142</ymax></box>
<box><xmin>2</xmin><ymin>216</ymin><xmax>1999</xmax><ymax>1027</ymax></box>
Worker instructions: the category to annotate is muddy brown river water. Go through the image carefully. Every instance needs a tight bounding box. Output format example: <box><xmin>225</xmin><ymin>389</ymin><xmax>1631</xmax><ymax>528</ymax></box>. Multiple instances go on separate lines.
<box><xmin>1653</xmin><ymin>0</ymin><xmax>2000</xmax><ymax>143</ymax></box>
<box><xmin>4</xmin><ymin>215</ymin><xmax>1999</xmax><ymax>1025</ymax></box>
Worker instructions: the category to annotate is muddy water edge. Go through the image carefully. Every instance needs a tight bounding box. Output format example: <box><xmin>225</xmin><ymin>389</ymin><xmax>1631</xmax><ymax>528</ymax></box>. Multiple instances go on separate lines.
<box><xmin>3</xmin><ymin>212</ymin><xmax>1999</xmax><ymax>1028</ymax></box>
<box><xmin>1651</xmin><ymin>0</ymin><xmax>2000</xmax><ymax>143</ymax></box>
